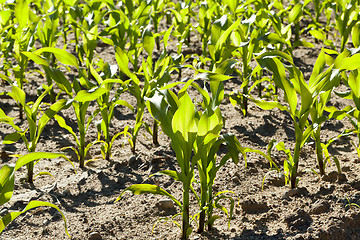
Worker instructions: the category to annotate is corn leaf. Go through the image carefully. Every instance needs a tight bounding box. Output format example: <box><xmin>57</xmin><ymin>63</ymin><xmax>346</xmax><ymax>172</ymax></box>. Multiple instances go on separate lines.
<box><xmin>35</xmin><ymin>47</ymin><xmax>79</xmax><ymax>68</ymax></box>
<box><xmin>0</xmin><ymin>164</ymin><xmax>15</xmax><ymax>205</ymax></box>
<box><xmin>172</xmin><ymin>93</ymin><xmax>197</xmax><ymax>142</ymax></box>
<box><xmin>15</xmin><ymin>0</ymin><xmax>29</xmax><ymax>28</ymax></box>
<box><xmin>0</xmin><ymin>200</ymin><xmax>70</xmax><ymax>237</ymax></box>
<box><xmin>21</xmin><ymin>52</ymin><xmax>49</xmax><ymax>67</ymax></box>
<box><xmin>2</xmin><ymin>132</ymin><xmax>22</xmax><ymax>145</ymax></box>
<box><xmin>339</xmin><ymin>54</ymin><xmax>360</xmax><ymax>71</ymax></box>
<box><xmin>116</xmin><ymin>184</ymin><xmax>181</xmax><ymax>208</ymax></box>
<box><xmin>36</xmin><ymin>99</ymin><xmax>71</xmax><ymax>144</ymax></box>
<box><xmin>289</xmin><ymin>3</ymin><xmax>302</xmax><ymax>23</ymax></box>
<box><xmin>74</xmin><ymin>87</ymin><xmax>109</xmax><ymax>102</ymax></box>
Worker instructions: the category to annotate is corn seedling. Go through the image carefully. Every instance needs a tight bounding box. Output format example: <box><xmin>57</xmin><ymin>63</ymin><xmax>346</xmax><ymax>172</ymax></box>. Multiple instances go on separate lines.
<box><xmin>11</xmin><ymin>0</ymin><xmax>39</xmax><ymax>119</ymax></box>
<box><xmin>76</xmin><ymin>64</ymin><xmax>133</xmax><ymax>161</ymax></box>
<box><xmin>169</xmin><ymin>1</ymin><xmax>194</xmax><ymax>54</ymax></box>
<box><xmin>332</xmin><ymin>0</ymin><xmax>359</xmax><ymax>52</ymax></box>
<box><xmin>21</xmin><ymin>47</ymin><xmax>103</xmax><ymax>168</ymax></box>
<box><xmin>1</xmin><ymin>84</ymin><xmax>71</xmax><ymax>183</ymax></box>
<box><xmin>253</xmin><ymin>49</ymin><xmax>346</xmax><ymax>188</ymax></box>
<box><xmin>115</xmin><ymin>25</ymin><xmax>174</xmax><ymax>152</ymax></box>
<box><xmin>118</xmin><ymin>68</ymin><xmax>247</xmax><ymax>238</ymax></box>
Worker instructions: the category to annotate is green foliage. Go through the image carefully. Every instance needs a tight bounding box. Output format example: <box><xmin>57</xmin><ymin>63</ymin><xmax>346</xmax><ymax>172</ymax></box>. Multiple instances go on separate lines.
<box><xmin>253</xmin><ymin>48</ymin><xmax>345</xmax><ymax>188</ymax></box>
<box><xmin>2</xmin><ymin>0</ymin><xmax>360</xmax><ymax>238</ymax></box>
<box><xmin>1</xmin><ymin>84</ymin><xmax>71</xmax><ymax>182</ymax></box>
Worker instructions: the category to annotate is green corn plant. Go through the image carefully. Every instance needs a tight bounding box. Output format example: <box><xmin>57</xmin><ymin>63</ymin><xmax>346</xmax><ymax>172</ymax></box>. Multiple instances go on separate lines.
<box><xmin>117</xmin><ymin>90</ymin><xmax>195</xmax><ymax>239</ymax></box>
<box><xmin>115</xmin><ymin>26</ymin><xmax>174</xmax><ymax>152</ymax></box>
<box><xmin>149</xmin><ymin>0</ymin><xmax>168</xmax><ymax>51</ymax></box>
<box><xmin>35</xmin><ymin>10</ymin><xmax>62</xmax><ymax>103</ymax></box>
<box><xmin>0</xmin><ymin>153</ymin><xmax>70</xmax><ymax>237</ymax></box>
<box><xmin>75</xmin><ymin>64</ymin><xmax>134</xmax><ymax>161</ymax></box>
<box><xmin>23</xmin><ymin>46</ymin><xmax>111</xmax><ymax>168</ymax></box>
<box><xmin>140</xmin><ymin>26</ymin><xmax>175</xmax><ymax>147</ymax></box>
<box><xmin>252</xmin><ymin>49</ymin><xmax>346</xmax><ymax>188</ymax></box>
<box><xmin>11</xmin><ymin>0</ymin><xmax>40</xmax><ymax>119</ymax></box>
<box><xmin>69</xmin><ymin>23</ymin><xmax>101</xmax><ymax>79</ymax></box>
<box><xmin>288</xmin><ymin>0</ymin><xmax>311</xmax><ymax>43</ymax></box>
<box><xmin>166</xmin><ymin>63</ymin><xmax>243</xmax><ymax>232</ymax></box>
<box><xmin>55</xmin><ymin>81</ymin><xmax>106</xmax><ymax>168</ymax></box>
<box><xmin>100</xmin><ymin>9</ymin><xmax>128</xmax><ymax>51</ymax></box>
<box><xmin>229</xmin><ymin>14</ymin><xmax>262</xmax><ymax>116</ymax></box>
<box><xmin>206</xmin><ymin>15</ymin><xmax>241</xmax><ymax>70</ymax></box>
<box><xmin>0</xmin><ymin>5</ymin><xmax>15</xmax><ymax>79</ymax></box>
<box><xmin>190</xmin><ymin>81</ymin><xmax>240</xmax><ymax>233</ymax></box>
<box><xmin>332</xmin><ymin>0</ymin><xmax>359</xmax><ymax>52</ymax></box>
<box><xmin>306</xmin><ymin>50</ymin><xmax>346</xmax><ymax>176</ymax></box>
<box><xmin>0</xmin><ymin>84</ymin><xmax>71</xmax><ymax>183</ymax></box>
<box><xmin>310</xmin><ymin>91</ymin><xmax>335</xmax><ymax>176</ymax></box>
<box><xmin>195</xmin><ymin>1</ymin><xmax>216</xmax><ymax>58</ymax></box>
<box><xmin>56</xmin><ymin>0</ymin><xmax>78</xmax><ymax>44</ymax></box>
<box><xmin>335</xmin><ymin>67</ymin><xmax>360</xmax><ymax>160</ymax></box>
<box><xmin>115</xmin><ymin>0</ymin><xmax>151</xmax><ymax>72</ymax></box>
<box><xmin>24</xmin><ymin>48</ymin><xmax>114</xmax><ymax>168</ymax></box>
<box><xmin>117</xmin><ymin>72</ymin><xmax>245</xmax><ymax>238</ymax></box>
<box><xmin>310</xmin><ymin>0</ymin><xmax>332</xmax><ymax>23</ymax></box>
<box><xmin>68</xmin><ymin>0</ymin><xmax>115</xmax><ymax>76</ymax></box>
<box><xmin>168</xmin><ymin>0</ymin><xmax>194</xmax><ymax>54</ymax></box>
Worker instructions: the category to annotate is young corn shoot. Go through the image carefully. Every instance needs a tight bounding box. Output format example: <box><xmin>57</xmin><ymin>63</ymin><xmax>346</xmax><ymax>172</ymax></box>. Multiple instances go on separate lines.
<box><xmin>253</xmin><ymin>49</ymin><xmax>345</xmax><ymax>188</ymax></box>
<box><xmin>1</xmin><ymin>84</ymin><xmax>71</xmax><ymax>183</ymax></box>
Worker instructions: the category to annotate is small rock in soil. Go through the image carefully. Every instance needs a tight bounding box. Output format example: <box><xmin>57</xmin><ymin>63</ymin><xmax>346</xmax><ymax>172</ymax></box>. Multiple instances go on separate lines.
<box><xmin>310</xmin><ymin>199</ymin><xmax>330</xmax><ymax>214</ymax></box>
<box><xmin>240</xmin><ymin>198</ymin><xmax>269</xmax><ymax>213</ymax></box>
<box><xmin>337</xmin><ymin>173</ymin><xmax>347</xmax><ymax>183</ymax></box>
<box><xmin>89</xmin><ymin>232</ymin><xmax>102</xmax><ymax>240</ymax></box>
<box><xmin>128</xmin><ymin>155</ymin><xmax>142</xmax><ymax>168</ymax></box>
<box><xmin>0</xmin><ymin>208</ymin><xmax>8</xmax><ymax>216</ymax></box>
<box><xmin>156</xmin><ymin>199</ymin><xmax>175</xmax><ymax>211</ymax></box>
<box><xmin>284</xmin><ymin>209</ymin><xmax>312</xmax><ymax>230</ymax></box>
<box><xmin>113</xmin><ymin>161</ymin><xmax>126</xmax><ymax>171</ymax></box>
<box><xmin>265</xmin><ymin>172</ymin><xmax>285</xmax><ymax>187</ymax></box>
<box><xmin>322</xmin><ymin>171</ymin><xmax>338</xmax><ymax>182</ymax></box>
<box><xmin>128</xmin><ymin>155</ymin><xmax>137</xmax><ymax>165</ymax></box>
<box><xmin>282</xmin><ymin>187</ymin><xmax>309</xmax><ymax>199</ymax></box>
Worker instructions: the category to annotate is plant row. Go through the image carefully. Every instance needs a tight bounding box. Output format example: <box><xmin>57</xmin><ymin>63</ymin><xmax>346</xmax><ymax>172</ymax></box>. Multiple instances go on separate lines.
<box><xmin>1</xmin><ymin>0</ymin><xmax>360</xmax><ymax>239</ymax></box>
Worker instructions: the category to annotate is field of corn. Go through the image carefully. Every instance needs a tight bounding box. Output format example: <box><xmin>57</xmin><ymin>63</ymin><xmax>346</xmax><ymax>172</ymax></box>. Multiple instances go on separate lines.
<box><xmin>2</xmin><ymin>0</ymin><xmax>360</xmax><ymax>239</ymax></box>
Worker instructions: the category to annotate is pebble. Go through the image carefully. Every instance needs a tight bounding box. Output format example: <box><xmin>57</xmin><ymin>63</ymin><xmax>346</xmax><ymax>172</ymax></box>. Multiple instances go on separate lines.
<box><xmin>128</xmin><ymin>155</ymin><xmax>137</xmax><ymax>165</ymax></box>
<box><xmin>240</xmin><ymin>198</ymin><xmax>269</xmax><ymax>213</ymax></box>
<box><xmin>89</xmin><ymin>232</ymin><xmax>102</xmax><ymax>240</ymax></box>
<box><xmin>265</xmin><ymin>172</ymin><xmax>285</xmax><ymax>187</ymax></box>
<box><xmin>282</xmin><ymin>189</ymin><xmax>299</xmax><ymax>199</ymax></box>
<box><xmin>322</xmin><ymin>171</ymin><xmax>338</xmax><ymax>182</ymax></box>
<box><xmin>282</xmin><ymin>187</ymin><xmax>308</xmax><ymax>199</ymax></box>
<box><xmin>62</xmin><ymin>189</ymin><xmax>71</xmax><ymax>196</ymax></box>
<box><xmin>0</xmin><ymin>208</ymin><xmax>8</xmax><ymax>216</ymax></box>
<box><xmin>156</xmin><ymin>199</ymin><xmax>174</xmax><ymax>210</ymax></box>
<box><xmin>337</xmin><ymin>173</ymin><xmax>347</xmax><ymax>182</ymax></box>
<box><xmin>310</xmin><ymin>199</ymin><xmax>330</xmax><ymax>214</ymax></box>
